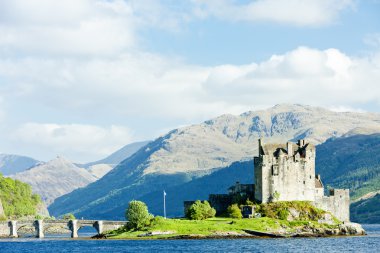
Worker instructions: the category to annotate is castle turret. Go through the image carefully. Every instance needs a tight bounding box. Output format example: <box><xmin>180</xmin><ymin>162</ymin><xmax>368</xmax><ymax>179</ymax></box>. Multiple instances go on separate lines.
<box><xmin>287</xmin><ymin>142</ymin><xmax>293</xmax><ymax>156</ymax></box>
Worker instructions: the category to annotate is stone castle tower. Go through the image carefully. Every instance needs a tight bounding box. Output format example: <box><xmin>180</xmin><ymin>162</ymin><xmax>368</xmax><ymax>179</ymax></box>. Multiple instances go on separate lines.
<box><xmin>254</xmin><ymin>139</ymin><xmax>350</xmax><ymax>221</ymax></box>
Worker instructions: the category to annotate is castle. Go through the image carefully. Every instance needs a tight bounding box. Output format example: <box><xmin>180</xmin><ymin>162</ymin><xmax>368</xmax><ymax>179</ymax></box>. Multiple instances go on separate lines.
<box><xmin>254</xmin><ymin>139</ymin><xmax>350</xmax><ymax>221</ymax></box>
<box><xmin>184</xmin><ymin>139</ymin><xmax>350</xmax><ymax>222</ymax></box>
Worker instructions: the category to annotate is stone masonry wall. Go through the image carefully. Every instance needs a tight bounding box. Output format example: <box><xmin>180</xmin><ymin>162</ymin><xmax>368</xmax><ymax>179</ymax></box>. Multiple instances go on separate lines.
<box><xmin>255</xmin><ymin>141</ymin><xmax>316</xmax><ymax>203</ymax></box>
<box><xmin>314</xmin><ymin>189</ymin><xmax>350</xmax><ymax>222</ymax></box>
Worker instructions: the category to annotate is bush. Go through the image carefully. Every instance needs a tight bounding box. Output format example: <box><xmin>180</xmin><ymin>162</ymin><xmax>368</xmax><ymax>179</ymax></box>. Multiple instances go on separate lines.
<box><xmin>150</xmin><ymin>216</ymin><xmax>165</xmax><ymax>226</ymax></box>
<box><xmin>227</xmin><ymin>204</ymin><xmax>242</xmax><ymax>219</ymax></box>
<box><xmin>125</xmin><ymin>200</ymin><xmax>152</xmax><ymax>230</ymax></box>
<box><xmin>186</xmin><ymin>200</ymin><xmax>216</xmax><ymax>220</ymax></box>
<box><xmin>257</xmin><ymin>201</ymin><xmax>329</xmax><ymax>221</ymax></box>
<box><xmin>63</xmin><ymin>213</ymin><xmax>76</xmax><ymax>220</ymax></box>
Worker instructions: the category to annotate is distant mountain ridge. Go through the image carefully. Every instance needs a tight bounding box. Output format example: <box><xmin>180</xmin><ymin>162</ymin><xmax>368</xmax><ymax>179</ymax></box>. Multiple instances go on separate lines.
<box><xmin>49</xmin><ymin>104</ymin><xmax>380</xmax><ymax>219</ymax></box>
<box><xmin>0</xmin><ymin>154</ymin><xmax>41</xmax><ymax>175</ymax></box>
<box><xmin>11</xmin><ymin>156</ymin><xmax>97</xmax><ymax>206</ymax></box>
<box><xmin>82</xmin><ymin>140</ymin><xmax>151</xmax><ymax>168</ymax></box>
<box><xmin>1</xmin><ymin>141</ymin><xmax>150</xmax><ymax>207</ymax></box>
<box><xmin>80</xmin><ymin>141</ymin><xmax>150</xmax><ymax>179</ymax></box>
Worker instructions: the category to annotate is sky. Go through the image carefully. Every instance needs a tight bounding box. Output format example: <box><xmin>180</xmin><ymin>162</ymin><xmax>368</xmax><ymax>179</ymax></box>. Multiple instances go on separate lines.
<box><xmin>0</xmin><ymin>0</ymin><xmax>379</xmax><ymax>163</ymax></box>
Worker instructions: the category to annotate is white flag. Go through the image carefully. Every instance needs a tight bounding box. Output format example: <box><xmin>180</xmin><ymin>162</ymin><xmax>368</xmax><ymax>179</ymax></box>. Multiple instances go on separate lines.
<box><xmin>164</xmin><ymin>190</ymin><xmax>167</xmax><ymax>196</ymax></box>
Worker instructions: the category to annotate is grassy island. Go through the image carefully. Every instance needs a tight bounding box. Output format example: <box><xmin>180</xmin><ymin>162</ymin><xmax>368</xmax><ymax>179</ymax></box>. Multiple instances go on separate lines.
<box><xmin>106</xmin><ymin>217</ymin><xmax>340</xmax><ymax>239</ymax></box>
<box><xmin>104</xmin><ymin>201</ymin><xmax>354</xmax><ymax>239</ymax></box>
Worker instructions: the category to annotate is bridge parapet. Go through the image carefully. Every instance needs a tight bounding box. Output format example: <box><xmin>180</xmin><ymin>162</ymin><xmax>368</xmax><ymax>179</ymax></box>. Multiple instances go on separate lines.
<box><xmin>0</xmin><ymin>219</ymin><xmax>128</xmax><ymax>238</ymax></box>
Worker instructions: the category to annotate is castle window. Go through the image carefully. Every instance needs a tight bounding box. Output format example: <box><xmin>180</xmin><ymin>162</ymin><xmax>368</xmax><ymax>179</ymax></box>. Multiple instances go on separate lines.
<box><xmin>272</xmin><ymin>165</ymin><xmax>279</xmax><ymax>176</ymax></box>
<box><xmin>310</xmin><ymin>175</ymin><xmax>312</xmax><ymax>179</ymax></box>
<box><xmin>303</xmin><ymin>181</ymin><xmax>305</xmax><ymax>184</ymax></box>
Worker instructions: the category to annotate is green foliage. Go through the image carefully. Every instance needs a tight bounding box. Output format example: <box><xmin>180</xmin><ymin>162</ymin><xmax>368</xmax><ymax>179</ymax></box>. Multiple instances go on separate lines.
<box><xmin>186</xmin><ymin>200</ymin><xmax>216</xmax><ymax>220</ymax></box>
<box><xmin>62</xmin><ymin>213</ymin><xmax>76</xmax><ymax>220</ymax></box>
<box><xmin>351</xmin><ymin>193</ymin><xmax>380</xmax><ymax>223</ymax></box>
<box><xmin>150</xmin><ymin>216</ymin><xmax>166</xmax><ymax>226</ymax></box>
<box><xmin>0</xmin><ymin>174</ymin><xmax>41</xmax><ymax>218</ymax></box>
<box><xmin>245</xmin><ymin>198</ymin><xmax>254</xmax><ymax>205</ymax></box>
<box><xmin>227</xmin><ymin>204</ymin><xmax>242</xmax><ymax>219</ymax></box>
<box><xmin>126</xmin><ymin>200</ymin><xmax>152</xmax><ymax>230</ymax></box>
<box><xmin>317</xmin><ymin>134</ymin><xmax>380</xmax><ymax>200</ymax></box>
<box><xmin>257</xmin><ymin>201</ymin><xmax>328</xmax><ymax>221</ymax></box>
<box><xmin>273</xmin><ymin>191</ymin><xmax>280</xmax><ymax>201</ymax></box>
<box><xmin>316</xmin><ymin>134</ymin><xmax>380</xmax><ymax>223</ymax></box>
<box><xmin>278</xmin><ymin>209</ymin><xmax>289</xmax><ymax>220</ymax></box>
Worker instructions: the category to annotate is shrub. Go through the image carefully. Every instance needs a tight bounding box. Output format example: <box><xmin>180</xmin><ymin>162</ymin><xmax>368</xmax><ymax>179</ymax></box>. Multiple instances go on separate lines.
<box><xmin>63</xmin><ymin>213</ymin><xmax>76</xmax><ymax>220</ymax></box>
<box><xmin>125</xmin><ymin>200</ymin><xmax>152</xmax><ymax>230</ymax></box>
<box><xmin>150</xmin><ymin>216</ymin><xmax>165</xmax><ymax>226</ymax></box>
<box><xmin>245</xmin><ymin>198</ymin><xmax>254</xmax><ymax>205</ymax></box>
<box><xmin>278</xmin><ymin>209</ymin><xmax>289</xmax><ymax>220</ymax></box>
<box><xmin>186</xmin><ymin>200</ymin><xmax>216</xmax><ymax>220</ymax></box>
<box><xmin>227</xmin><ymin>204</ymin><xmax>242</xmax><ymax>219</ymax></box>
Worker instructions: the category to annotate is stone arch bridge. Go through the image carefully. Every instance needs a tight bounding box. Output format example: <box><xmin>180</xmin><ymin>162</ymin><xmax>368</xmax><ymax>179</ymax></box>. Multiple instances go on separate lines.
<box><xmin>0</xmin><ymin>219</ymin><xmax>128</xmax><ymax>238</ymax></box>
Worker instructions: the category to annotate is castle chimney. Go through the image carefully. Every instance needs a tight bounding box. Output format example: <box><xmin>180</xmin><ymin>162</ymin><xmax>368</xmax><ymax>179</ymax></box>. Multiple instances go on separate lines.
<box><xmin>298</xmin><ymin>139</ymin><xmax>305</xmax><ymax>147</ymax></box>
<box><xmin>287</xmin><ymin>142</ymin><xmax>293</xmax><ymax>156</ymax></box>
<box><xmin>258</xmin><ymin>138</ymin><xmax>263</xmax><ymax>155</ymax></box>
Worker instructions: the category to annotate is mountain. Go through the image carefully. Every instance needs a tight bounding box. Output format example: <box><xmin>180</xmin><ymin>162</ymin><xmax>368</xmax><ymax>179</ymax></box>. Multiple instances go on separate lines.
<box><xmin>49</xmin><ymin>104</ymin><xmax>380</xmax><ymax>219</ymax></box>
<box><xmin>350</xmin><ymin>193</ymin><xmax>380</xmax><ymax>223</ymax></box>
<box><xmin>316</xmin><ymin>134</ymin><xmax>380</xmax><ymax>200</ymax></box>
<box><xmin>11</xmin><ymin>156</ymin><xmax>97</xmax><ymax>206</ymax></box>
<box><xmin>315</xmin><ymin>134</ymin><xmax>380</xmax><ymax>223</ymax></box>
<box><xmin>81</xmin><ymin>141</ymin><xmax>150</xmax><ymax>179</ymax></box>
<box><xmin>0</xmin><ymin>154</ymin><xmax>41</xmax><ymax>175</ymax></box>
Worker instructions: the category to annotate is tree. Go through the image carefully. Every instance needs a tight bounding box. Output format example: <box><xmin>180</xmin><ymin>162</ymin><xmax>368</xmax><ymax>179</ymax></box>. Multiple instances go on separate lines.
<box><xmin>125</xmin><ymin>200</ymin><xmax>152</xmax><ymax>230</ymax></box>
<box><xmin>63</xmin><ymin>213</ymin><xmax>76</xmax><ymax>220</ymax></box>
<box><xmin>186</xmin><ymin>200</ymin><xmax>216</xmax><ymax>220</ymax></box>
<box><xmin>227</xmin><ymin>204</ymin><xmax>242</xmax><ymax>219</ymax></box>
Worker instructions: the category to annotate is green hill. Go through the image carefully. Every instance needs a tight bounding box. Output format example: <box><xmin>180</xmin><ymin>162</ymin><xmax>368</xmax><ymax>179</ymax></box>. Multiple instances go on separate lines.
<box><xmin>0</xmin><ymin>174</ymin><xmax>42</xmax><ymax>219</ymax></box>
<box><xmin>350</xmin><ymin>193</ymin><xmax>380</xmax><ymax>223</ymax></box>
<box><xmin>316</xmin><ymin>134</ymin><xmax>380</xmax><ymax>223</ymax></box>
<box><xmin>315</xmin><ymin>134</ymin><xmax>380</xmax><ymax>200</ymax></box>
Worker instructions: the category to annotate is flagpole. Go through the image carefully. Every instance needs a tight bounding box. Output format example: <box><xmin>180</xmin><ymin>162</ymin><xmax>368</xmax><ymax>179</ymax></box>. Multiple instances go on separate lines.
<box><xmin>163</xmin><ymin>190</ymin><xmax>166</xmax><ymax>219</ymax></box>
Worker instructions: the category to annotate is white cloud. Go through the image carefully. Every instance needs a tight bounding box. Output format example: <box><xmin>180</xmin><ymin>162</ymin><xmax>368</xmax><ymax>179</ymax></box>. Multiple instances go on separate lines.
<box><xmin>202</xmin><ymin>47</ymin><xmax>380</xmax><ymax>108</ymax></box>
<box><xmin>2</xmin><ymin>46</ymin><xmax>379</xmax><ymax>125</ymax></box>
<box><xmin>364</xmin><ymin>33</ymin><xmax>380</xmax><ymax>48</ymax></box>
<box><xmin>11</xmin><ymin>123</ymin><xmax>133</xmax><ymax>162</ymax></box>
<box><xmin>0</xmin><ymin>0</ymin><xmax>136</xmax><ymax>56</ymax></box>
<box><xmin>192</xmin><ymin>0</ymin><xmax>354</xmax><ymax>26</ymax></box>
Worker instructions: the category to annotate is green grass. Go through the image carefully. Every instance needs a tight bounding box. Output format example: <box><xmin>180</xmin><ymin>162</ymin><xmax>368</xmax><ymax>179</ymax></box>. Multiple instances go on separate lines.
<box><xmin>107</xmin><ymin>217</ymin><xmax>339</xmax><ymax>239</ymax></box>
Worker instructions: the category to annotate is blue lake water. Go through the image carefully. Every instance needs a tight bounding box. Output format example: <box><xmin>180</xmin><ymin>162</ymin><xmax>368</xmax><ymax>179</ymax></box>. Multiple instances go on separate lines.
<box><xmin>0</xmin><ymin>224</ymin><xmax>379</xmax><ymax>253</ymax></box>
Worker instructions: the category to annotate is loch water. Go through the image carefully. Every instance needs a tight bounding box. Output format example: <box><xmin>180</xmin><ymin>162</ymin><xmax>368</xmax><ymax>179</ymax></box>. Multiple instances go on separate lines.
<box><xmin>0</xmin><ymin>224</ymin><xmax>379</xmax><ymax>253</ymax></box>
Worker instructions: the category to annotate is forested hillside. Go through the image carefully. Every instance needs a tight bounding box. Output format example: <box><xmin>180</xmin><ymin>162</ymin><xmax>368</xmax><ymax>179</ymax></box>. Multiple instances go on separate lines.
<box><xmin>0</xmin><ymin>174</ymin><xmax>42</xmax><ymax>218</ymax></box>
<box><xmin>316</xmin><ymin>134</ymin><xmax>380</xmax><ymax>200</ymax></box>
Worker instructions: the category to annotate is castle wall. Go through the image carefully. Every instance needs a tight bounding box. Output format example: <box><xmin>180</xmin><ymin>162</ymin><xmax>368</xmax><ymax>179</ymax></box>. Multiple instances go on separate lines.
<box><xmin>208</xmin><ymin>194</ymin><xmax>233</xmax><ymax>215</ymax></box>
<box><xmin>314</xmin><ymin>189</ymin><xmax>350</xmax><ymax>222</ymax></box>
<box><xmin>255</xmin><ymin>141</ymin><xmax>316</xmax><ymax>203</ymax></box>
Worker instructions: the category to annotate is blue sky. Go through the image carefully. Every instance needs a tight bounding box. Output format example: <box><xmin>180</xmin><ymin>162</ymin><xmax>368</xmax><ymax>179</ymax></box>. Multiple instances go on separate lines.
<box><xmin>0</xmin><ymin>0</ymin><xmax>379</xmax><ymax>162</ymax></box>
